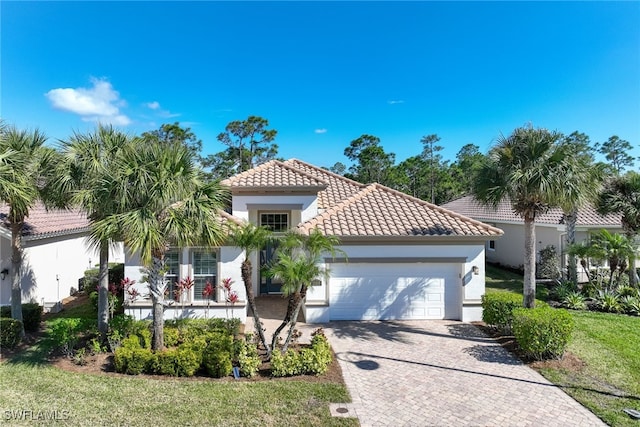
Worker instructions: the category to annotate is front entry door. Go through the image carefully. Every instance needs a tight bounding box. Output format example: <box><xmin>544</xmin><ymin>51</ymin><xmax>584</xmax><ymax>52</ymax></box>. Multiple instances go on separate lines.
<box><xmin>259</xmin><ymin>241</ymin><xmax>282</xmax><ymax>294</ymax></box>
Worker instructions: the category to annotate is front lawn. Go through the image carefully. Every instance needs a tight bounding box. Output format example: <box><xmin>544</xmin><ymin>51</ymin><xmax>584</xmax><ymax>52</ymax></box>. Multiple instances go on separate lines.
<box><xmin>485</xmin><ymin>266</ymin><xmax>640</xmax><ymax>426</ymax></box>
<box><xmin>0</xmin><ymin>299</ymin><xmax>356</xmax><ymax>427</ymax></box>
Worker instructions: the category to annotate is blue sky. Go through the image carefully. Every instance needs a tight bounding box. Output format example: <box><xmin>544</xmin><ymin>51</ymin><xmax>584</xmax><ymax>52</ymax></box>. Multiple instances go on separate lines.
<box><xmin>2</xmin><ymin>1</ymin><xmax>639</xmax><ymax>168</ymax></box>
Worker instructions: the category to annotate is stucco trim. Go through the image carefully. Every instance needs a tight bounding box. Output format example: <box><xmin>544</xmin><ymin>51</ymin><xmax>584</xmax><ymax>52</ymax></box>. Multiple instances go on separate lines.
<box><xmin>324</xmin><ymin>257</ymin><xmax>468</xmax><ymax>263</ymax></box>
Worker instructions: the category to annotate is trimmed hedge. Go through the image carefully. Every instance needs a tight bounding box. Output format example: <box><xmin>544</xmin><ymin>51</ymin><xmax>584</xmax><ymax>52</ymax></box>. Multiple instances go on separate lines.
<box><xmin>154</xmin><ymin>346</ymin><xmax>201</xmax><ymax>377</ymax></box>
<box><xmin>0</xmin><ymin>318</ymin><xmax>22</xmax><ymax>350</ymax></box>
<box><xmin>0</xmin><ymin>303</ymin><xmax>43</xmax><ymax>332</ymax></box>
<box><xmin>512</xmin><ymin>307</ymin><xmax>574</xmax><ymax>360</ymax></box>
<box><xmin>202</xmin><ymin>332</ymin><xmax>234</xmax><ymax>378</ymax></box>
<box><xmin>482</xmin><ymin>293</ymin><xmax>547</xmax><ymax>333</ymax></box>
<box><xmin>114</xmin><ymin>347</ymin><xmax>156</xmax><ymax>375</ymax></box>
<box><xmin>271</xmin><ymin>331</ymin><xmax>332</xmax><ymax>377</ymax></box>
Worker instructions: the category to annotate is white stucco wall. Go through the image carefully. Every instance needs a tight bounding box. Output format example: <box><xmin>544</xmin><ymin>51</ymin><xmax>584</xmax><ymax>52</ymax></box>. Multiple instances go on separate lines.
<box><xmin>304</xmin><ymin>243</ymin><xmax>486</xmax><ymax>323</ymax></box>
<box><xmin>0</xmin><ymin>233</ymin><xmax>124</xmax><ymax>309</ymax></box>
<box><xmin>124</xmin><ymin>245</ymin><xmax>247</xmax><ymax>322</ymax></box>
<box><xmin>231</xmin><ymin>194</ymin><xmax>318</xmax><ymax>223</ymax></box>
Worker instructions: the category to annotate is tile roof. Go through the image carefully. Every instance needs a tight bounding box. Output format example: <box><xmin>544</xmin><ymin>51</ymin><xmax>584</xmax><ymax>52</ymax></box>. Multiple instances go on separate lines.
<box><xmin>297</xmin><ymin>184</ymin><xmax>503</xmax><ymax>238</ymax></box>
<box><xmin>221</xmin><ymin>160</ymin><xmax>328</xmax><ymax>190</ymax></box>
<box><xmin>283</xmin><ymin>159</ymin><xmax>365</xmax><ymax>209</ymax></box>
<box><xmin>442</xmin><ymin>195</ymin><xmax>622</xmax><ymax>227</ymax></box>
<box><xmin>0</xmin><ymin>203</ymin><xmax>90</xmax><ymax>239</ymax></box>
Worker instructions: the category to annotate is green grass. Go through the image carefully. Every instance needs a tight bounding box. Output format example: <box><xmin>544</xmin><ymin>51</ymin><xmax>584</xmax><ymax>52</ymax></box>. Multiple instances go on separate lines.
<box><xmin>0</xmin><ymin>299</ymin><xmax>356</xmax><ymax>427</ymax></box>
<box><xmin>485</xmin><ymin>266</ymin><xmax>640</xmax><ymax>426</ymax></box>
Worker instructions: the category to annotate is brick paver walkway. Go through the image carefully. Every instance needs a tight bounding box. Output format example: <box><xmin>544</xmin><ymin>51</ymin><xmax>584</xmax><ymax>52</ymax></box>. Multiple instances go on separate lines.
<box><xmin>325</xmin><ymin>320</ymin><xmax>605</xmax><ymax>427</ymax></box>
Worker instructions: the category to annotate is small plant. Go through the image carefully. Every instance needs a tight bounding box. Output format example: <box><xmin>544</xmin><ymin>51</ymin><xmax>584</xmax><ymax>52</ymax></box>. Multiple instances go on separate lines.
<box><xmin>202</xmin><ymin>332</ymin><xmax>234</xmax><ymax>378</ymax></box>
<box><xmin>122</xmin><ymin>277</ymin><xmax>139</xmax><ymax>304</ymax></box>
<box><xmin>175</xmin><ymin>277</ymin><xmax>195</xmax><ymax>317</ymax></box>
<box><xmin>202</xmin><ymin>281</ymin><xmax>215</xmax><ymax>318</ymax></box>
<box><xmin>89</xmin><ymin>338</ymin><xmax>106</xmax><ymax>354</ymax></box>
<box><xmin>596</xmin><ymin>290</ymin><xmax>623</xmax><ymax>313</ymax></box>
<box><xmin>621</xmin><ymin>295</ymin><xmax>640</xmax><ymax>316</ymax></box>
<box><xmin>49</xmin><ymin>318</ymin><xmax>85</xmax><ymax>357</ymax></box>
<box><xmin>271</xmin><ymin>328</ymin><xmax>332</xmax><ymax>377</ymax></box>
<box><xmin>219</xmin><ymin>277</ymin><xmax>239</xmax><ymax>319</ymax></box>
<box><xmin>550</xmin><ymin>281</ymin><xmax>575</xmax><ymax>301</ymax></box>
<box><xmin>512</xmin><ymin>307</ymin><xmax>574</xmax><ymax>360</ymax></box>
<box><xmin>235</xmin><ymin>338</ymin><xmax>261</xmax><ymax>378</ymax></box>
<box><xmin>73</xmin><ymin>348</ymin><xmax>88</xmax><ymax>366</ymax></box>
<box><xmin>0</xmin><ymin>318</ymin><xmax>22</xmax><ymax>350</ymax></box>
<box><xmin>562</xmin><ymin>291</ymin><xmax>587</xmax><ymax>310</ymax></box>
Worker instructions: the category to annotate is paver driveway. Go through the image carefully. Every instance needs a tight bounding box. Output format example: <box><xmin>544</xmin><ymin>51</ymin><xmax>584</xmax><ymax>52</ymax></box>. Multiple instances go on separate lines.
<box><xmin>325</xmin><ymin>320</ymin><xmax>605</xmax><ymax>427</ymax></box>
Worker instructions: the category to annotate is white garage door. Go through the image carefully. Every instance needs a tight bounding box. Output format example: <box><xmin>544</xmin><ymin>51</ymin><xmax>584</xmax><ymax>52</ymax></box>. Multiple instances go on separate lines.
<box><xmin>329</xmin><ymin>263</ymin><xmax>461</xmax><ymax>321</ymax></box>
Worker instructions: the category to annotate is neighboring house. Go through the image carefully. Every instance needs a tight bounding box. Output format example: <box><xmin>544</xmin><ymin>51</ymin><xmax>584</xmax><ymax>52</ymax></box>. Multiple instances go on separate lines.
<box><xmin>0</xmin><ymin>204</ymin><xmax>124</xmax><ymax>312</ymax></box>
<box><xmin>442</xmin><ymin>196</ymin><xmax>623</xmax><ymax>279</ymax></box>
<box><xmin>124</xmin><ymin>159</ymin><xmax>502</xmax><ymax>323</ymax></box>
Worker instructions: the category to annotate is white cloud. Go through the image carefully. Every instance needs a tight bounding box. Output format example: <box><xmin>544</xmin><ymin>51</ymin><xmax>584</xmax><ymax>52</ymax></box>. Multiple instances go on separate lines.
<box><xmin>45</xmin><ymin>77</ymin><xmax>131</xmax><ymax>125</ymax></box>
<box><xmin>144</xmin><ymin>100</ymin><xmax>180</xmax><ymax>118</ymax></box>
<box><xmin>314</xmin><ymin>128</ymin><xmax>327</xmax><ymax>134</ymax></box>
<box><xmin>388</xmin><ymin>100</ymin><xmax>405</xmax><ymax>105</ymax></box>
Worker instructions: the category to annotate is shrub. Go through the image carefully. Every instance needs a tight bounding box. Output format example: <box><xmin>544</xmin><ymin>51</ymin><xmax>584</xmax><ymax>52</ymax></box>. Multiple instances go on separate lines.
<box><xmin>271</xmin><ymin>329</ymin><xmax>332</xmax><ymax>377</ymax></box>
<box><xmin>481</xmin><ymin>293</ymin><xmax>523</xmax><ymax>333</ymax></box>
<box><xmin>163</xmin><ymin>327</ymin><xmax>181</xmax><ymax>347</ymax></box>
<box><xmin>0</xmin><ymin>318</ymin><xmax>22</xmax><ymax>350</ymax></box>
<box><xmin>114</xmin><ymin>347</ymin><xmax>155</xmax><ymax>375</ymax></box>
<box><xmin>0</xmin><ymin>303</ymin><xmax>43</xmax><ymax>332</ymax></box>
<box><xmin>512</xmin><ymin>307</ymin><xmax>574</xmax><ymax>360</ymax></box>
<box><xmin>154</xmin><ymin>346</ymin><xmax>201</xmax><ymax>377</ymax></box>
<box><xmin>235</xmin><ymin>339</ymin><xmax>261</xmax><ymax>378</ymax></box>
<box><xmin>617</xmin><ymin>285</ymin><xmax>639</xmax><ymax>298</ymax></box>
<box><xmin>562</xmin><ymin>291</ymin><xmax>587</xmax><ymax>310</ymax></box>
<box><xmin>49</xmin><ymin>318</ymin><xmax>85</xmax><ymax>357</ymax></box>
<box><xmin>202</xmin><ymin>332</ymin><xmax>233</xmax><ymax>378</ymax></box>
<box><xmin>550</xmin><ymin>281</ymin><xmax>575</xmax><ymax>302</ymax></box>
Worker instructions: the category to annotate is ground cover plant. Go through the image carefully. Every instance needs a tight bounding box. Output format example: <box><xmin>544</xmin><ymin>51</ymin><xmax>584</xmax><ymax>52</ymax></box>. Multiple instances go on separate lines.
<box><xmin>485</xmin><ymin>265</ymin><xmax>640</xmax><ymax>426</ymax></box>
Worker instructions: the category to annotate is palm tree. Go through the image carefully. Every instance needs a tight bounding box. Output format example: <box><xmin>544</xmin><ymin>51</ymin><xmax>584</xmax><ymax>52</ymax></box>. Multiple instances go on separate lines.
<box><xmin>597</xmin><ymin>172</ymin><xmax>640</xmax><ymax>286</ymax></box>
<box><xmin>93</xmin><ymin>139</ymin><xmax>228</xmax><ymax>350</ymax></box>
<box><xmin>57</xmin><ymin>125</ymin><xmax>135</xmax><ymax>336</ymax></box>
<box><xmin>558</xmin><ymin>132</ymin><xmax>604</xmax><ymax>283</ymax></box>
<box><xmin>473</xmin><ymin>125</ymin><xmax>569</xmax><ymax>308</ymax></box>
<box><xmin>0</xmin><ymin>125</ymin><xmax>58</xmax><ymax>336</ymax></box>
<box><xmin>589</xmin><ymin>230</ymin><xmax>636</xmax><ymax>291</ymax></box>
<box><xmin>229</xmin><ymin>222</ymin><xmax>272</xmax><ymax>352</ymax></box>
<box><xmin>269</xmin><ymin>229</ymin><xmax>342</xmax><ymax>353</ymax></box>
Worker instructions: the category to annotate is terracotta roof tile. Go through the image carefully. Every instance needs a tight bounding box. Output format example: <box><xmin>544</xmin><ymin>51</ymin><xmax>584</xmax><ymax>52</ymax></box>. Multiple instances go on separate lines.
<box><xmin>297</xmin><ymin>184</ymin><xmax>503</xmax><ymax>238</ymax></box>
<box><xmin>221</xmin><ymin>160</ymin><xmax>328</xmax><ymax>190</ymax></box>
<box><xmin>283</xmin><ymin>159</ymin><xmax>365</xmax><ymax>208</ymax></box>
<box><xmin>0</xmin><ymin>203</ymin><xmax>89</xmax><ymax>238</ymax></box>
<box><xmin>442</xmin><ymin>195</ymin><xmax>622</xmax><ymax>227</ymax></box>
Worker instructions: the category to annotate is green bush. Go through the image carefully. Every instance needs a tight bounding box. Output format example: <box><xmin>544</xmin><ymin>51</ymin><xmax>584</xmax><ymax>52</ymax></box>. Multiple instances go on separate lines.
<box><xmin>512</xmin><ymin>307</ymin><xmax>574</xmax><ymax>360</ymax></box>
<box><xmin>596</xmin><ymin>290</ymin><xmax>623</xmax><ymax>313</ymax></box>
<box><xmin>202</xmin><ymin>332</ymin><xmax>233</xmax><ymax>378</ymax></box>
<box><xmin>0</xmin><ymin>303</ymin><xmax>43</xmax><ymax>332</ymax></box>
<box><xmin>271</xmin><ymin>330</ymin><xmax>332</xmax><ymax>377</ymax></box>
<box><xmin>154</xmin><ymin>346</ymin><xmax>201</xmax><ymax>377</ymax></box>
<box><xmin>621</xmin><ymin>295</ymin><xmax>640</xmax><ymax>316</ymax></box>
<box><xmin>236</xmin><ymin>339</ymin><xmax>261</xmax><ymax>378</ymax></box>
<box><xmin>114</xmin><ymin>347</ymin><xmax>155</xmax><ymax>375</ymax></box>
<box><xmin>0</xmin><ymin>318</ymin><xmax>22</xmax><ymax>350</ymax></box>
<box><xmin>481</xmin><ymin>293</ymin><xmax>523</xmax><ymax>333</ymax></box>
<box><xmin>49</xmin><ymin>318</ymin><xmax>85</xmax><ymax>357</ymax></box>
<box><xmin>163</xmin><ymin>327</ymin><xmax>181</xmax><ymax>347</ymax></box>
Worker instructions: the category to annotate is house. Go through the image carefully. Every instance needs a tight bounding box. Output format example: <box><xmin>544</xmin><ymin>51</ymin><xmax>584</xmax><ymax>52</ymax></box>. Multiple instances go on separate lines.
<box><xmin>442</xmin><ymin>195</ymin><xmax>623</xmax><ymax>278</ymax></box>
<box><xmin>0</xmin><ymin>204</ymin><xmax>124</xmax><ymax>312</ymax></box>
<box><xmin>124</xmin><ymin>159</ymin><xmax>502</xmax><ymax>323</ymax></box>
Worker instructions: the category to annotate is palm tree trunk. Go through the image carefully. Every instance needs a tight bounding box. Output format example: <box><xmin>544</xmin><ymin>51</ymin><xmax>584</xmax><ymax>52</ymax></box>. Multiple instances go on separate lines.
<box><xmin>270</xmin><ymin>293</ymin><xmax>297</xmax><ymax>353</ymax></box>
<box><xmin>241</xmin><ymin>259</ymin><xmax>268</xmax><ymax>352</ymax></box>
<box><xmin>282</xmin><ymin>285</ymin><xmax>308</xmax><ymax>352</ymax></box>
<box><xmin>148</xmin><ymin>250</ymin><xmax>167</xmax><ymax>351</ymax></box>
<box><xmin>626</xmin><ymin>231</ymin><xmax>638</xmax><ymax>287</ymax></box>
<box><xmin>97</xmin><ymin>241</ymin><xmax>110</xmax><ymax>337</ymax></box>
<box><xmin>10</xmin><ymin>221</ymin><xmax>25</xmax><ymax>337</ymax></box>
<box><xmin>565</xmin><ymin>210</ymin><xmax>578</xmax><ymax>283</ymax></box>
<box><xmin>523</xmin><ymin>215</ymin><xmax>537</xmax><ymax>308</ymax></box>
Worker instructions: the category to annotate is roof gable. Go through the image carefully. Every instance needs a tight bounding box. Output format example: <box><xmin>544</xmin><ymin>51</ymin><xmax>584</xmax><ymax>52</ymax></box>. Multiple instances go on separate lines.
<box><xmin>0</xmin><ymin>203</ymin><xmax>89</xmax><ymax>239</ymax></box>
<box><xmin>221</xmin><ymin>160</ymin><xmax>328</xmax><ymax>192</ymax></box>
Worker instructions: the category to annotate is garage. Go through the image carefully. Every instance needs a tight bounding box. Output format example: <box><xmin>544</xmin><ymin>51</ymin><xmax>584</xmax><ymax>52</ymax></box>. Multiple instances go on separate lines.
<box><xmin>328</xmin><ymin>262</ymin><xmax>462</xmax><ymax>321</ymax></box>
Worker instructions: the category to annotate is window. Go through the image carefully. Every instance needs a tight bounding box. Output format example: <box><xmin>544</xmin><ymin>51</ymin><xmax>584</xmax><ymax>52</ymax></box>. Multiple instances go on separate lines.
<box><xmin>260</xmin><ymin>213</ymin><xmax>289</xmax><ymax>232</ymax></box>
<box><xmin>488</xmin><ymin>240</ymin><xmax>496</xmax><ymax>251</ymax></box>
<box><xmin>165</xmin><ymin>250</ymin><xmax>180</xmax><ymax>300</ymax></box>
<box><xmin>192</xmin><ymin>250</ymin><xmax>217</xmax><ymax>301</ymax></box>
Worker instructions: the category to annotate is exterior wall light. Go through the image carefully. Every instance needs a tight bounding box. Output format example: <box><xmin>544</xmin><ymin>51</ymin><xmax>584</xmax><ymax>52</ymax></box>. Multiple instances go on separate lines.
<box><xmin>472</xmin><ymin>266</ymin><xmax>480</xmax><ymax>275</ymax></box>
<box><xmin>1</xmin><ymin>268</ymin><xmax>9</xmax><ymax>280</ymax></box>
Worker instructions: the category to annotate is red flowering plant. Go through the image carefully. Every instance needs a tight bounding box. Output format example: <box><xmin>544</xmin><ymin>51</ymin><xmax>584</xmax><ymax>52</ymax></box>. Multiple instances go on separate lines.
<box><xmin>175</xmin><ymin>277</ymin><xmax>195</xmax><ymax>318</ymax></box>
<box><xmin>122</xmin><ymin>277</ymin><xmax>139</xmax><ymax>304</ymax></box>
<box><xmin>219</xmin><ymin>278</ymin><xmax>238</xmax><ymax>319</ymax></box>
<box><xmin>202</xmin><ymin>281</ymin><xmax>215</xmax><ymax>318</ymax></box>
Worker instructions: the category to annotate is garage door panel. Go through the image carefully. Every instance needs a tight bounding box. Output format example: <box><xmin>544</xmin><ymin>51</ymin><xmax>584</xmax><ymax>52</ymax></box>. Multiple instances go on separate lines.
<box><xmin>329</xmin><ymin>263</ymin><xmax>459</xmax><ymax>321</ymax></box>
